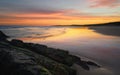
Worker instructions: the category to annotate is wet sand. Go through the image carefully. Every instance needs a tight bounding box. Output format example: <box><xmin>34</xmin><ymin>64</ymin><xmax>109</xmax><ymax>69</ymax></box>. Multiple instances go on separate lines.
<box><xmin>89</xmin><ymin>26</ymin><xmax>120</xmax><ymax>37</ymax></box>
<box><xmin>0</xmin><ymin>25</ymin><xmax>120</xmax><ymax>75</ymax></box>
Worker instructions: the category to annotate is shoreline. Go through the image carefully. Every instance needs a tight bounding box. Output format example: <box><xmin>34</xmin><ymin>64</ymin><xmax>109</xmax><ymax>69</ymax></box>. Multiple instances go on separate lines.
<box><xmin>0</xmin><ymin>30</ymin><xmax>100</xmax><ymax>75</ymax></box>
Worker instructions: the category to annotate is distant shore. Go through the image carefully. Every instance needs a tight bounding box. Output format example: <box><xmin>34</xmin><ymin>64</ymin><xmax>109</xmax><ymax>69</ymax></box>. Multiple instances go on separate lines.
<box><xmin>0</xmin><ymin>22</ymin><xmax>120</xmax><ymax>27</ymax></box>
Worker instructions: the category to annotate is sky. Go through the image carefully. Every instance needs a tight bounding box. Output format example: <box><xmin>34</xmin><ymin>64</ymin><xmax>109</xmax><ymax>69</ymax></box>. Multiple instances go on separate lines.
<box><xmin>0</xmin><ymin>0</ymin><xmax>120</xmax><ymax>26</ymax></box>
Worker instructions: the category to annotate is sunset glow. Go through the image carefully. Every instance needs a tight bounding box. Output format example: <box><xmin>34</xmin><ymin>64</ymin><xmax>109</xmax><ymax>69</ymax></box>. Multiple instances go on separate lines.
<box><xmin>0</xmin><ymin>0</ymin><xmax>120</xmax><ymax>26</ymax></box>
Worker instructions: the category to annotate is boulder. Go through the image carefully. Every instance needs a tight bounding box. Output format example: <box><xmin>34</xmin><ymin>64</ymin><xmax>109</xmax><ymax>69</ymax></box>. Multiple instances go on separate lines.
<box><xmin>0</xmin><ymin>31</ymin><xmax>101</xmax><ymax>75</ymax></box>
<box><xmin>0</xmin><ymin>48</ymin><xmax>48</xmax><ymax>75</ymax></box>
<box><xmin>10</xmin><ymin>39</ymin><xmax>24</xmax><ymax>47</ymax></box>
<box><xmin>0</xmin><ymin>41</ymin><xmax>76</xmax><ymax>75</ymax></box>
<box><xmin>0</xmin><ymin>30</ymin><xmax>9</xmax><ymax>41</ymax></box>
<box><xmin>10</xmin><ymin>39</ymin><xmax>100</xmax><ymax>70</ymax></box>
<box><xmin>76</xmin><ymin>60</ymin><xmax>90</xmax><ymax>70</ymax></box>
<box><xmin>86</xmin><ymin>61</ymin><xmax>100</xmax><ymax>67</ymax></box>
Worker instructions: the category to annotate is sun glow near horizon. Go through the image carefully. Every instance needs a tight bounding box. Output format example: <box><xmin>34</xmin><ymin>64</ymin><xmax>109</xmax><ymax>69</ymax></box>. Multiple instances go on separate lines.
<box><xmin>0</xmin><ymin>0</ymin><xmax>120</xmax><ymax>26</ymax></box>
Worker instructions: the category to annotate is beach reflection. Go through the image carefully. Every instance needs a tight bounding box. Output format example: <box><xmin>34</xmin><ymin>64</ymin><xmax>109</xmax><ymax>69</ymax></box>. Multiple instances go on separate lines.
<box><xmin>2</xmin><ymin>26</ymin><xmax>120</xmax><ymax>75</ymax></box>
<box><xmin>19</xmin><ymin>27</ymin><xmax>116</xmax><ymax>43</ymax></box>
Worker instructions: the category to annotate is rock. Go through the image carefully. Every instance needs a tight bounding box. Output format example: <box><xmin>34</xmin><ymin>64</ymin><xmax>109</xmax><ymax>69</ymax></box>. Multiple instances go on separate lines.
<box><xmin>0</xmin><ymin>31</ymin><xmax>101</xmax><ymax>75</ymax></box>
<box><xmin>76</xmin><ymin>60</ymin><xmax>101</xmax><ymax>70</ymax></box>
<box><xmin>0</xmin><ymin>41</ymin><xmax>76</xmax><ymax>75</ymax></box>
<box><xmin>0</xmin><ymin>48</ymin><xmax>42</xmax><ymax>75</ymax></box>
<box><xmin>25</xmin><ymin>43</ymin><xmax>74</xmax><ymax>66</ymax></box>
<box><xmin>10</xmin><ymin>40</ymin><xmax>76</xmax><ymax>66</ymax></box>
<box><xmin>77</xmin><ymin>60</ymin><xmax>90</xmax><ymax>70</ymax></box>
<box><xmin>10</xmin><ymin>39</ymin><xmax>24</xmax><ymax>47</ymax></box>
<box><xmin>10</xmin><ymin>39</ymin><xmax>100</xmax><ymax>70</ymax></box>
<box><xmin>0</xmin><ymin>30</ymin><xmax>9</xmax><ymax>41</ymax></box>
<box><xmin>35</xmin><ymin>54</ymin><xmax>76</xmax><ymax>75</ymax></box>
<box><xmin>86</xmin><ymin>61</ymin><xmax>100</xmax><ymax>67</ymax></box>
<box><xmin>18</xmin><ymin>42</ymin><xmax>80</xmax><ymax>66</ymax></box>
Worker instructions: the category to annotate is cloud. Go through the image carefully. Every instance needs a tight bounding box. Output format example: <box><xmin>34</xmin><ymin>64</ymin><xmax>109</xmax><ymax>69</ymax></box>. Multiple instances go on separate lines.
<box><xmin>0</xmin><ymin>15</ymin><xmax>63</xmax><ymax>20</ymax></box>
<box><xmin>0</xmin><ymin>9</ymin><xmax>80</xmax><ymax>20</ymax></box>
<box><xmin>0</xmin><ymin>6</ymin><xmax>73</xmax><ymax>15</ymax></box>
<box><xmin>0</xmin><ymin>2</ymin><xmax>77</xmax><ymax>16</ymax></box>
<box><xmin>0</xmin><ymin>0</ymin><xmax>74</xmax><ymax>15</ymax></box>
<box><xmin>88</xmin><ymin>0</ymin><xmax>120</xmax><ymax>8</ymax></box>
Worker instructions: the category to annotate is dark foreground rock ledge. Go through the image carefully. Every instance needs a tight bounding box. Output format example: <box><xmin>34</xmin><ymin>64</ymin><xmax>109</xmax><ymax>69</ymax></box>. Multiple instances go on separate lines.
<box><xmin>0</xmin><ymin>30</ymin><xmax>100</xmax><ymax>75</ymax></box>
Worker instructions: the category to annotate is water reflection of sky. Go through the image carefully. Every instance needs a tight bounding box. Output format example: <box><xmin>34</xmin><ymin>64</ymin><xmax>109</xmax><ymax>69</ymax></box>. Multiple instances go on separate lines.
<box><xmin>1</xmin><ymin>26</ymin><xmax>120</xmax><ymax>75</ymax></box>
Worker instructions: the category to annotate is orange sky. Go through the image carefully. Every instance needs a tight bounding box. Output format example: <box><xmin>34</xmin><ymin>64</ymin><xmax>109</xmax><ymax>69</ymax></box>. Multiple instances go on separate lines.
<box><xmin>0</xmin><ymin>0</ymin><xmax>120</xmax><ymax>26</ymax></box>
<box><xmin>0</xmin><ymin>14</ymin><xmax>120</xmax><ymax>26</ymax></box>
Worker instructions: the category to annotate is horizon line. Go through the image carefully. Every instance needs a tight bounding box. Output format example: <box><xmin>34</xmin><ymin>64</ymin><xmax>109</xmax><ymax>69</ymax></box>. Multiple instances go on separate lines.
<box><xmin>0</xmin><ymin>21</ymin><xmax>120</xmax><ymax>27</ymax></box>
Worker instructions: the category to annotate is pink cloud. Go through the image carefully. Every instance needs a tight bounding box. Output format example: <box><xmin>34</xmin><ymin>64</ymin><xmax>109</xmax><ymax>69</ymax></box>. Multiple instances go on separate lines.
<box><xmin>88</xmin><ymin>0</ymin><xmax>120</xmax><ymax>8</ymax></box>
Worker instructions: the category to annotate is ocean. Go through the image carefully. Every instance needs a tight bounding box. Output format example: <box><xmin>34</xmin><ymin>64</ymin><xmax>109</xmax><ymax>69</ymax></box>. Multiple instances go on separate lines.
<box><xmin>0</xmin><ymin>25</ymin><xmax>120</xmax><ymax>75</ymax></box>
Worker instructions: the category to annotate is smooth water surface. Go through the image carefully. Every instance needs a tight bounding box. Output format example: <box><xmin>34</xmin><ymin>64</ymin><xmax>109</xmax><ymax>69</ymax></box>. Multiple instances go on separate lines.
<box><xmin>0</xmin><ymin>26</ymin><xmax>120</xmax><ymax>75</ymax></box>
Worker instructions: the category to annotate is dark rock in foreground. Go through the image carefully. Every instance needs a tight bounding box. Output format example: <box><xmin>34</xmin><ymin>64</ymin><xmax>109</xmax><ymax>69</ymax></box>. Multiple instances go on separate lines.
<box><xmin>0</xmin><ymin>30</ymin><xmax>100</xmax><ymax>75</ymax></box>
<box><xmin>0</xmin><ymin>30</ymin><xmax>9</xmax><ymax>41</ymax></box>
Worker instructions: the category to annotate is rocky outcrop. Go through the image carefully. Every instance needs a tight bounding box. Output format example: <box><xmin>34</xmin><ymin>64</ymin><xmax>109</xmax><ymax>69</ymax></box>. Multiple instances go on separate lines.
<box><xmin>0</xmin><ymin>48</ymin><xmax>45</xmax><ymax>75</ymax></box>
<box><xmin>0</xmin><ymin>30</ymin><xmax>100</xmax><ymax>75</ymax></box>
<box><xmin>0</xmin><ymin>41</ymin><xmax>76</xmax><ymax>75</ymax></box>
<box><xmin>10</xmin><ymin>39</ymin><xmax>100</xmax><ymax>70</ymax></box>
<box><xmin>0</xmin><ymin>31</ymin><xmax>9</xmax><ymax>41</ymax></box>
